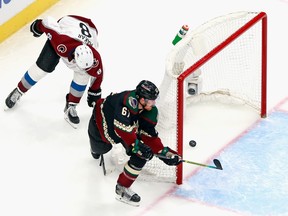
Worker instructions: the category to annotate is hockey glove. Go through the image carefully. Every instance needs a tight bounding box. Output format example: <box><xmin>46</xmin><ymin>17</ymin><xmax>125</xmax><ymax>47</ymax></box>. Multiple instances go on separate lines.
<box><xmin>87</xmin><ymin>88</ymin><xmax>101</xmax><ymax>107</ymax></box>
<box><xmin>131</xmin><ymin>139</ymin><xmax>153</xmax><ymax>161</ymax></box>
<box><xmin>30</xmin><ymin>19</ymin><xmax>43</xmax><ymax>37</ymax></box>
<box><xmin>159</xmin><ymin>147</ymin><xmax>181</xmax><ymax>166</ymax></box>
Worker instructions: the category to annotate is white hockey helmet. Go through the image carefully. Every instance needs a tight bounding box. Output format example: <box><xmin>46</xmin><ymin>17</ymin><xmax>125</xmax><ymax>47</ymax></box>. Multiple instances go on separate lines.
<box><xmin>74</xmin><ymin>44</ymin><xmax>94</xmax><ymax>69</ymax></box>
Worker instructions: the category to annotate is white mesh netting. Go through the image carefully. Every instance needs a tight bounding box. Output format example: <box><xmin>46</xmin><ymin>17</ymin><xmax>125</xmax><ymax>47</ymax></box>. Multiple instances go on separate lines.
<box><xmin>140</xmin><ymin>11</ymin><xmax>265</xmax><ymax>183</ymax></box>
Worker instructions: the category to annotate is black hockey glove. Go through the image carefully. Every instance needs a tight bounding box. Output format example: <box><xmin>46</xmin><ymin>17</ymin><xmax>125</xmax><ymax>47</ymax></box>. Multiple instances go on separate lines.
<box><xmin>87</xmin><ymin>88</ymin><xmax>101</xmax><ymax>107</ymax></box>
<box><xmin>159</xmin><ymin>147</ymin><xmax>181</xmax><ymax>166</ymax></box>
<box><xmin>30</xmin><ymin>19</ymin><xmax>43</xmax><ymax>37</ymax></box>
<box><xmin>130</xmin><ymin>139</ymin><xmax>153</xmax><ymax>161</ymax></box>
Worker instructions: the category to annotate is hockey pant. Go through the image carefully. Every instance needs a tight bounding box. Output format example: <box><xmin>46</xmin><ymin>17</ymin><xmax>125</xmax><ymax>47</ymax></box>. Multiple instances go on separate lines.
<box><xmin>18</xmin><ymin>40</ymin><xmax>60</xmax><ymax>93</ymax></box>
<box><xmin>88</xmin><ymin>112</ymin><xmax>112</xmax><ymax>155</ymax></box>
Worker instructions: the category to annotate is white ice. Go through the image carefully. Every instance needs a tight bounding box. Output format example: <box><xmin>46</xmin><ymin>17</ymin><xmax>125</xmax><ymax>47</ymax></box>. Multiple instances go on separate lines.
<box><xmin>1</xmin><ymin>0</ymin><xmax>288</xmax><ymax>215</ymax></box>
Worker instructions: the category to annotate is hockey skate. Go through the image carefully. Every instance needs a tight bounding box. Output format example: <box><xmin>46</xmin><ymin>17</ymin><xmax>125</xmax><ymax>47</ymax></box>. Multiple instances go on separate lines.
<box><xmin>4</xmin><ymin>87</ymin><xmax>23</xmax><ymax>110</ymax></box>
<box><xmin>64</xmin><ymin>102</ymin><xmax>80</xmax><ymax>129</ymax></box>
<box><xmin>115</xmin><ymin>183</ymin><xmax>141</xmax><ymax>207</ymax></box>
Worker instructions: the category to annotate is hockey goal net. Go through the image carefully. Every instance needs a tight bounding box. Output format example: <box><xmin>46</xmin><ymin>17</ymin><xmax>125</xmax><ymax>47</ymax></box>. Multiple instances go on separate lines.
<box><xmin>141</xmin><ymin>11</ymin><xmax>267</xmax><ymax>184</ymax></box>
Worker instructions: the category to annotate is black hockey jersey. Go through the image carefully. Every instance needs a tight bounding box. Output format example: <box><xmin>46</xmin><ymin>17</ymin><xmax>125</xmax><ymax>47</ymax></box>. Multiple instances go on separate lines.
<box><xmin>94</xmin><ymin>90</ymin><xmax>165</xmax><ymax>153</ymax></box>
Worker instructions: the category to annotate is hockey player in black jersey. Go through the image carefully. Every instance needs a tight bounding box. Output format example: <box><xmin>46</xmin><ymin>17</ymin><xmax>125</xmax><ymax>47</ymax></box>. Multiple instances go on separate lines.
<box><xmin>88</xmin><ymin>80</ymin><xmax>181</xmax><ymax>207</ymax></box>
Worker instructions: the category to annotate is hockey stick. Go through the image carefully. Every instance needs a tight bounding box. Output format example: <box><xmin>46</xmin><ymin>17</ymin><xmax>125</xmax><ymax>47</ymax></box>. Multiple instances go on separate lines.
<box><xmin>155</xmin><ymin>154</ymin><xmax>223</xmax><ymax>170</ymax></box>
<box><xmin>98</xmin><ymin>154</ymin><xmax>116</xmax><ymax>176</ymax></box>
<box><xmin>99</xmin><ymin>154</ymin><xmax>107</xmax><ymax>175</ymax></box>
<box><xmin>182</xmin><ymin>159</ymin><xmax>223</xmax><ymax>170</ymax></box>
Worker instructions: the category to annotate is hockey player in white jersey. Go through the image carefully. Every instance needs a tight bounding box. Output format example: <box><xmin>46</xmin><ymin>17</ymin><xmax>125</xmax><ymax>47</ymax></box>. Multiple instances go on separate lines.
<box><xmin>5</xmin><ymin>15</ymin><xmax>104</xmax><ymax>128</ymax></box>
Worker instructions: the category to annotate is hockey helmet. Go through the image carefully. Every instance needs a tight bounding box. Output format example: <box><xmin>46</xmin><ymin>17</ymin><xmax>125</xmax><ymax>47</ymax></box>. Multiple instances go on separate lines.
<box><xmin>135</xmin><ymin>80</ymin><xmax>159</xmax><ymax>100</ymax></box>
<box><xmin>74</xmin><ymin>44</ymin><xmax>94</xmax><ymax>69</ymax></box>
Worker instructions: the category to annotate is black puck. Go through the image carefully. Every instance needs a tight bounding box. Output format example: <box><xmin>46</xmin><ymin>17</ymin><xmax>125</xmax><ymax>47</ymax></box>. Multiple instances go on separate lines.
<box><xmin>189</xmin><ymin>140</ymin><xmax>196</xmax><ymax>147</ymax></box>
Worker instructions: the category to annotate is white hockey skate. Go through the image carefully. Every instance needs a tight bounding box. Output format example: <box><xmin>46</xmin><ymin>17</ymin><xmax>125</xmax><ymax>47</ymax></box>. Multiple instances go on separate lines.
<box><xmin>115</xmin><ymin>183</ymin><xmax>141</xmax><ymax>207</ymax></box>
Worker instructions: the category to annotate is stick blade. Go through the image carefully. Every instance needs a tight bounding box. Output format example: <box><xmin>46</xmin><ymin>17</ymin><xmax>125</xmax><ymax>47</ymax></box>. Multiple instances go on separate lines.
<box><xmin>213</xmin><ymin>159</ymin><xmax>223</xmax><ymax>170</ymax></box>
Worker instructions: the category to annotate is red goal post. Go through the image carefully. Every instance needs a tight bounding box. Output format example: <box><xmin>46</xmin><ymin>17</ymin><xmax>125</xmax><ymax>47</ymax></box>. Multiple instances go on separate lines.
<box><xmin>175</xmin><ymin>11</ymin><xmax>267</xmax><ymax>184</ymax></box>
<box><xmin>141</xmin><ymin>11</ymin><xmax>267</xmax><ymax>184</ymax></box>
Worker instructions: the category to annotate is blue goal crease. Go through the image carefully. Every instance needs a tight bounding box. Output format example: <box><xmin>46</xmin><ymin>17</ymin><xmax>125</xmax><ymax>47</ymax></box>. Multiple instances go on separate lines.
<box><xmin>174</xmin><ymin>110</ymin><xmax>288</xmax><ymax>216</ymax></box>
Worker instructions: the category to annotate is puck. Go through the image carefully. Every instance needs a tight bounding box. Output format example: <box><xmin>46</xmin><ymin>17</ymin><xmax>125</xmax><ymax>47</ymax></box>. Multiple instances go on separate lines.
<box><xmin>189</xmin><ymin>140</ymin><xmax>196</xmax><ymax>147</ymax></box>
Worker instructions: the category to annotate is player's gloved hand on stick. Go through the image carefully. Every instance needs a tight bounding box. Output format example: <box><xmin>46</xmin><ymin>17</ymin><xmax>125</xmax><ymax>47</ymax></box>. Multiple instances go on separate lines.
<box><xmin>159</xmin><ymin>147</ymin><xmax>181</xmax><ymax>166</ymax></box>
<box><xmin>130</xmin><ymin>139</ymin><xmax>153</xmax><ymax>161</ymax></box>
<box><xmin>87</xmin><ymin>88</ymin><xmax>101</xmax><ymax>107</ymax></box>
<box><xmin>30</xmin><ymin>19</ymin><xmax>43</xmax><ymax>37</ymax></box>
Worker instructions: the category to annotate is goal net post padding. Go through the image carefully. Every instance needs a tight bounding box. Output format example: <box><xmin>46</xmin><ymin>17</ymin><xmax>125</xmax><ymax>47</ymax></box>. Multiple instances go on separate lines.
<box><xmin>140</xmin><ymin>11</ymin><xmax>267</xmax><ymax>184</ymax></box>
